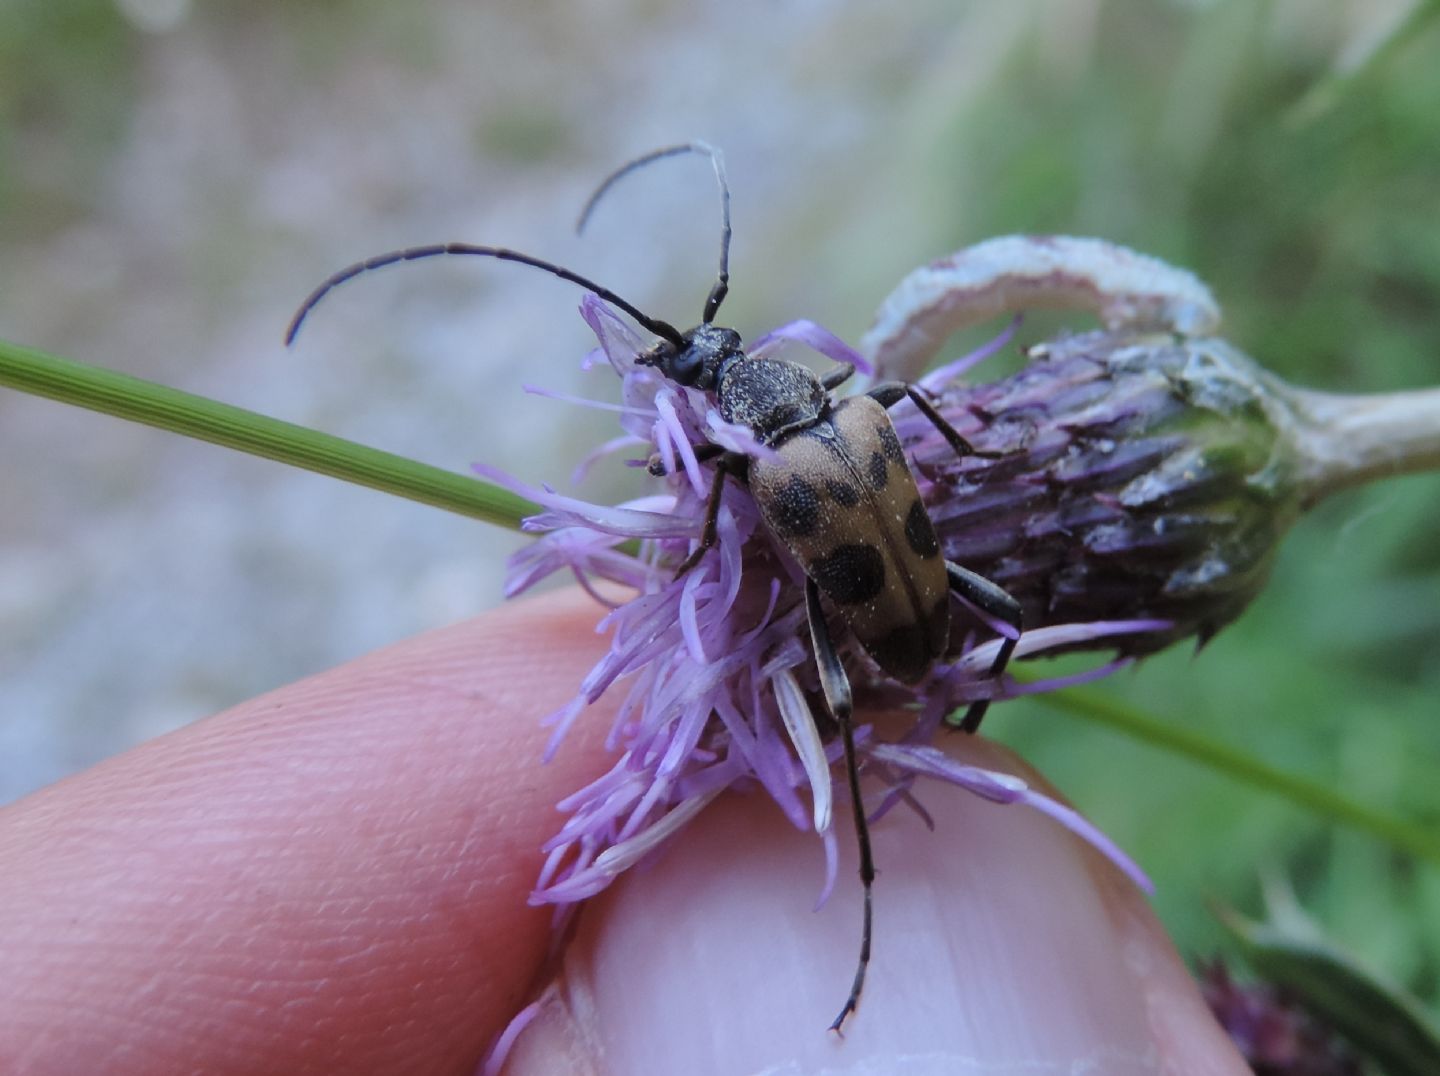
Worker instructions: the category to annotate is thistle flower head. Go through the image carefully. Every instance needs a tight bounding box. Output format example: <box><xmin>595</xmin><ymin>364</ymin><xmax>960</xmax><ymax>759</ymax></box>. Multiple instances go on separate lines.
<box><xmin>482</xmin><ymin>295</ymin><xmax>1165</xmax><ymax>913</ymax></box>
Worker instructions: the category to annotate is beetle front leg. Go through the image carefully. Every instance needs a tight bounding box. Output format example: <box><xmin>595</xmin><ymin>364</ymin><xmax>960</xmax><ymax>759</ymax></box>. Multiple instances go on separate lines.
<box><xmin>944</xmin><ymin>561</ymin><xmax>1023</xmax><ymax>733</ymax></box>
<box><xmin>673</xmin><ymin>450</ymin><xmax>747</xmax><ymax>577</ymax></box>
<box><xmin>805</xmin><ymin>578</ymin><xmax>873</xmax><ymax>1034</ymax></box>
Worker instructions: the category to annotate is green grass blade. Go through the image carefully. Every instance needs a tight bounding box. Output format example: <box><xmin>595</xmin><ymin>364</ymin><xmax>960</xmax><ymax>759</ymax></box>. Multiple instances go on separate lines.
<box><xmin>0</xmin><ymin>337</ymin><xmax>537</xmax><ymax>530</ymax></box>
<box><xmin>1286</xmin><ymin>0</ymin><xmax>1440</xmax><ymax>125</ymax></box>
<box><xmin>1032</xmin><ymin>681</ymin><xmax>1440</xmax><ymax>867</ymax></box>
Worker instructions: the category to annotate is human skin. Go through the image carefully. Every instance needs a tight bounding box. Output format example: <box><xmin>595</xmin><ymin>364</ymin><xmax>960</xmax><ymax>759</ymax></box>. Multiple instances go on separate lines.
<box><xmin>0</xmin><ymin>587</ymin><xmax>1248</xmax><ymax>1074</ymax></box>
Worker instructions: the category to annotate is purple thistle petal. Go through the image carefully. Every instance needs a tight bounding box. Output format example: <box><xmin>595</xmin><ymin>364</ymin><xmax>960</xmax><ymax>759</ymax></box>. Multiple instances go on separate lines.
<box><xmin>749</xmin><ymin>318</ymin><xmax>874</xmax><ymax>374</ymax></box>
<box><xmin>481</xmin><ymin>997</ymin><xmax>545</xmax><ymax>1076</ymax></box>
<box><xmin>950</xmin><ymin>619</ymin><xmax>1173</xmax><ymax>677</ymax></box>
<box><xmin>592</xmin><ymin>784</ymin><xmax>725</xmax><ymax>877</ymax></box>
<box><xmin>654</xmin><ymin>392</ymin><xmax>707</xmax><ymax>494</ymax></box>
<box><xmin>539</xmin><ymin>697</ymin><xmax>585</xmax><ymax>763</ymax></box>
<box><xmin>570</xmin><ymin>432</ymin><xmax>648</xmax><ymax>486</ymax></box>
<box><xmin>953</xmin><ymin>589</ymin><xmax>1024</xmax><ymax>640</ymax></box>
<box><xmin>1007</xmin><ymin>657</ymin><xmax>1135</xmax><ymax>695</ymax></box>
<box><xmin>579</xmin><ymin>293</ymin><xmax>648</xmax><ymax>375</ymax></box>
<box><xmin>916</xmin><ymin>315</ymin><xmax>1020</xmax><ymax>393</ymax></box>
<box><xmin>773</xmin><ymin>667</ymin><xmax>833</xmax><ymax>833</ymax></box>
<box><xmin>522</xmin><ymin>384</ymin><xmax>652</xmax><ymax>416</ymax></box>
<box><xmin>568</xmin><ymin>564</ymin><xmax>623</xmax><ymax>609</ymax></box>
<box><xmin>678</xmin><ymin>569</ymin><xmax>708</xmax><ymax>665</ymax></box>
<box><xmin>473</xmin><ymin>463</ymin><xmax>698</xmax><ymax>539</ymax></box>
<box><xmin>704</xmin><ymin>408</ymin><xmax>783</xmax><ymax>462</ymax></box>
<box><xmin>866</xmin><ymin>743</ymin><xmax>1152</xmax><ymax>893</ymax></box>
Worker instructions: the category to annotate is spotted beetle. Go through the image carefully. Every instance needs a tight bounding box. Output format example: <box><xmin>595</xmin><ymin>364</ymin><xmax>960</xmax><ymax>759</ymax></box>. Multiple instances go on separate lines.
<box><xmin>286</xmin><ymin>143</ymin><xmax>1024</xmax><ymax>1033</ymax></box>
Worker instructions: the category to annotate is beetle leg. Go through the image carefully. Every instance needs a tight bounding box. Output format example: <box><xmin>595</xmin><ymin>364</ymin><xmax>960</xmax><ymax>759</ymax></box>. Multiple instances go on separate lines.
<box><xmin>821</xmin><ymin>362</ymin><xmax>856</xmax><ymax>391</ymax></box>
<box><xmin>864</xmin><ymin>380</ymin><xmax>907</xmax><ymax>409</ymax></box>
<box><xmin>805</xmin><ymin>577</ymin><xmax>873</xmax><ymax>1034</ymax></box>
<box><xmin>674</xmin><ymin>450</ymin><xmax>747</xmax><ymax>577</ymax></box>
<box><xmin>944</xmin><ymin>562</ymin><xmax>1023</xmax><ymax>733</ymax></box>
<box><xmin>868</xmin><ymin>381</ymin><xmax>1004</xmax><ymax>460</ymax></box>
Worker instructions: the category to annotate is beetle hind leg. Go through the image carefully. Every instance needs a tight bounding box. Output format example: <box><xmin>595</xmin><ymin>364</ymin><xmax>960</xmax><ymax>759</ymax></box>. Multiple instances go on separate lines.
<box><xmin>805</xmin><ymin>578</ymin><xmax>873</xmax><ymax>1034</ymax></box>
<box><xmin>945</xmin><ymin>562</ymin><xmax>1023</xmax><ymax>733</ymax></box>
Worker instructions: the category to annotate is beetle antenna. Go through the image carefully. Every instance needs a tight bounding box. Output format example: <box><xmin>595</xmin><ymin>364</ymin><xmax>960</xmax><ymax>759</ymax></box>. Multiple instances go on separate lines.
<box><xmin>575</xmin><ymin>141</ymin><xmax>732</xmax><ymax>326</ymax></box>
<box><xmin>284</xmin><ymin>242</ymin><xmax>686</xmax><ymax>348</ymax></box>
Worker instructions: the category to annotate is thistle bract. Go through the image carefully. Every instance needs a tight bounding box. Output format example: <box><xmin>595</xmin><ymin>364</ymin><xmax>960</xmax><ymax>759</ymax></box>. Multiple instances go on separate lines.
<box><xmin>897</xmin><ymin>328</ymin><xmax>1307</xmax><ymax>652</ymax></box>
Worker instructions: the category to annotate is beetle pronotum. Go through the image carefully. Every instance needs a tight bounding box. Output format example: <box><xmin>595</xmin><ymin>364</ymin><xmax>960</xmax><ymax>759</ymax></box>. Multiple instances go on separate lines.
<box><xmin>286</xmin><ymin>143</ymin><xmax>1024</xmax><ymax>1032</ymax></box>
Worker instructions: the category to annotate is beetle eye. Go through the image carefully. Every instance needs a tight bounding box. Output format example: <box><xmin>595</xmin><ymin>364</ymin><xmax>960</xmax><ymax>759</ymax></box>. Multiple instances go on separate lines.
<box><xmin>669</xmin><ymin>347</ymin><xmax>704</xmax><ymax>386</ymax></box>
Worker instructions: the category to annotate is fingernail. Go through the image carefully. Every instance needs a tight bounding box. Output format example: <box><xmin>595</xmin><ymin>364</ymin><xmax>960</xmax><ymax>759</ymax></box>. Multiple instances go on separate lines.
<box><xmin>502</xmin><ymin>739</ymin><xmax>1245</xmax><ymax>1075</ymax></box>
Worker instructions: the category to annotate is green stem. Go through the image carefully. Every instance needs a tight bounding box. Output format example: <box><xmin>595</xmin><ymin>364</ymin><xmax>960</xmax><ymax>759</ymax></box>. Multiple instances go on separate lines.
<box><xmin>1285</xmin><ymin>0</ymin><xmax>1440</xmax><ymax>125</ymax></box>
<box><xmin>1285</xmin><ymin>383</ymin><xmax>1440</xmax><ymax>504</ymax></box>
<box><xmin>1033</xmin><ymin>681</ymin><xmax>1440</xmax><ymax>867</ymax></box>
<box><xmin>0</xmin><ymin>337</ymin><xmax>536</xmax><ymax>530</ymax></box>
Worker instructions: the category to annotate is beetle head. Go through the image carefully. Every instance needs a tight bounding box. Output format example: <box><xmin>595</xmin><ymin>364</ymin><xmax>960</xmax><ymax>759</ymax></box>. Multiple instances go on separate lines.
<box><xmin>636</xmin><ymin>323</ymin><xmax>743</xmax><ymax>392</ymax></box>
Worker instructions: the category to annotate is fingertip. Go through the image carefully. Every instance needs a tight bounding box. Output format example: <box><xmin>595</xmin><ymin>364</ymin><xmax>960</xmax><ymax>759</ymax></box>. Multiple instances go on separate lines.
<box><xmin>0</xmin><ymin>587</ymin><xmax>619</xmax><ymax>1074</ymax></box>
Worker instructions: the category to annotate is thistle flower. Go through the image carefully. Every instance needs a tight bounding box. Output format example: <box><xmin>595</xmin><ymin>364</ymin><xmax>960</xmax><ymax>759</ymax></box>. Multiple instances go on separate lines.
<box><xmin>1200</xmin><ymin>960</ymin><xmax>1363</xmax><ymax>1075</ymax></box>
<box><xmin>469</xmin><ymin>224</ymin><xmax>1440</xmax><ymax>1068</ymax></box>
<box><xmin>476</xmin><ymin>246</ymin><xmax>1440</xmax><ymax>989</ymax></box>
<box><xmin>478</xmin><ymin>294</ymin><xmax>1161</xmax><ymax>918</ymax></box>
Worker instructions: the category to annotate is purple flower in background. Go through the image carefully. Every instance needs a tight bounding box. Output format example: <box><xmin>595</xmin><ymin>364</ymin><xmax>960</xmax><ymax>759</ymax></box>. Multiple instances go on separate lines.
<box><xmin>478</xmin><ymin>295</ymin><xmax>1163</xmax><ymax>916</ymax></box>
<box><xmin>1200</xmin><ymin>960</ymin><xmax>1363</xmax><ymax>1075</ymax></box>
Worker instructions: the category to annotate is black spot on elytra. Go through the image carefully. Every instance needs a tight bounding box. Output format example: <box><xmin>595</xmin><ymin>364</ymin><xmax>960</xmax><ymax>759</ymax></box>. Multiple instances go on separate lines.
<box><xmin>868</xmin><ymin>450</ymin><xmax>889</xmax><ymax>491</ymax></box>
<box><xmin>810</xmin><ymin>544</ymin><xmax>885</xmax><ymax>605</ymax></box>
<box><xmin>878</xmin><ymin>423</ymin><xmax>905</xmax><ymax>463</ymax></box>
<box><xmin>769</xmin><ymin>474</ymin><xmax>822</xmax><ymax>537</ymax></box>
<box><xmin>904</xmin><ymin>499</ymin><xmax>940</xmax><ymax>558</ymax></box>
<box><xmin>825</xmin><ymin>478</ymin><xmax>861</xmax><ymax>506</ymax></box>
<box><xmin>867</xmin><ymin>621</ymin><xmax>929</xmax><ymax>683</ymax></box>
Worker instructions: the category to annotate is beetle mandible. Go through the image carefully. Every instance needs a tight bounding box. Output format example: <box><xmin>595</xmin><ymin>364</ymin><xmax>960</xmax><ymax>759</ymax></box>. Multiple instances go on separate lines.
<box><xmin>285</xmin><ymin>142</ymin><xmax>1024</xmax><ymax>1033</ymax></box>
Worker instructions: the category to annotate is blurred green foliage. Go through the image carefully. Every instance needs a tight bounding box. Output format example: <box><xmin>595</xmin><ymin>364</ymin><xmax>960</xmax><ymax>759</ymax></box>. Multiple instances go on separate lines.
<box><xmin>0</xmin><ymin>1</ymin><xmax>138</xmax><ymax>239</ymax></box>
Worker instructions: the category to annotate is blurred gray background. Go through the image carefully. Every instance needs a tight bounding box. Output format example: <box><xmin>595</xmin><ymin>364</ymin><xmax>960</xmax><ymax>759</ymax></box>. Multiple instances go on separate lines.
<box><xmin>3</xmin><ymin>0</ymin><xmax>1438</xmax><ymax>996</ymax></box>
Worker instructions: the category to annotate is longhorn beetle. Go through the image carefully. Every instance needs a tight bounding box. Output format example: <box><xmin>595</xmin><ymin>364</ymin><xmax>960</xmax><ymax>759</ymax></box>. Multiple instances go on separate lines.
<box><xmin>286</xmin><ymin>143</ymin><xmax>1024</xmax><ymax>1032</ymax></box>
